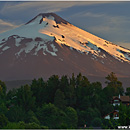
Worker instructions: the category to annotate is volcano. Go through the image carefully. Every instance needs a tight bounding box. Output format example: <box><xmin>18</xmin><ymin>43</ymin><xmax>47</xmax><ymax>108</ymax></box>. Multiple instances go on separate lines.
<box><xmin>0</xmin><ymin>13</ymin><xmax>130</xmax><ymax>87</ymax></box>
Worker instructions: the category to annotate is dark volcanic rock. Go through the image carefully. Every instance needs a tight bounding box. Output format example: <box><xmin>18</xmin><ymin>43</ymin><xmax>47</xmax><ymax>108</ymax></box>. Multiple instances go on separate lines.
<box><xmin>26</xmin><ymin>13</ymin><xmax>70</xmax><ymax>25</ymax></box>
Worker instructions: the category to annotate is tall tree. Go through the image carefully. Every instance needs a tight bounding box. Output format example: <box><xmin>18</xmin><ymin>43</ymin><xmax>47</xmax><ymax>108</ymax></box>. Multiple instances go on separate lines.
<box><xmin>119</xmin><ymin>104</ymin><xmax>130</xmax><ymax>125</ymax></box>
<box><xmin>36</xmin><ymin>103</ymin><xmax>67</xmax><ymax>128</ymax></box>
<box><xmin>16</xmin><ymin>85</ymin><xmax>35</xmax><ymax>111</ymax></box>
<box><xmin>125</xmin><ymin>87</ymin><xmax>130</xmax><ymax>96</ymax></box>
<box><xmin>0</xmin><ymin>80</ymin><xmax>7</xmax><ymax>99</ymax></box>
<box><xmin>59</xmin><ymin>75</ymin><xmax>69</xmax><ymax>92</ymax></box>
<box><xmin>91</xmin><ymin>117</ymin><xmax>102</xmax><ymax>127</ymax></box>
<box><xmin>0</xmin><ymin>81</ymin><xmax>8</xmax><ymax>116</ymax></box>
<box><xmin>6</xmin><ymin>106</ymin><xmax>25</xmax><ymax>122</ymax></box>
<box><xmin>46</xmin><ymin>75</ymin><xmax>60</xmax><ymax>103</ymax></box>
<box><xmin>0</xmin><ymin>114</ymin><xmax>8</xmax><ymax>128</ymax></box>
<box><xmin>70</xmin><ymin>73</ymin><xmax>76</xmax><ymax>87</ymax></box>
<box><xmin>76</xmin><ymin>73</ymin><xmax>90</xmax><ymax>87</ymax></box>
<box><xmin>105</xmin><ymin>72</ymin><xmax>124</xmax><ymax>96</ymax></box>
<box><xmin>25</xmin><ymin>110</ymin><xmax>40</xmax><ymax>124</ymax></box>
<box><xmin>31</xmin><ymin>78</ymin><xmax>46</xmax><ymax>106</ymax></box>
<box><xmin>65</xmin><ymin>107</ymin><xmax>78</xmax><ymax>128</ymax></box>
<box><xmin>54</xmin><ymin>89</ymin><xmax>66</xmax><ymax>109</ymax></box>
<box><xmin>65</xmin><ymin>84</ymin><xmax>76</xmax><ymax>107</ymax></box>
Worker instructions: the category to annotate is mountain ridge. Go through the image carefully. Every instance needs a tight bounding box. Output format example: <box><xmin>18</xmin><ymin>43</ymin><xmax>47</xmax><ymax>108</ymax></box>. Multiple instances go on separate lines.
<box><xmin>0</xmin><ymin>13</ymin><xmax>130</xmax><ymax>83</ymax></box>
<box><xmin>26</xmin><ymin>12</ymin><xmax>70</xmax><ymax>25</ymax></box>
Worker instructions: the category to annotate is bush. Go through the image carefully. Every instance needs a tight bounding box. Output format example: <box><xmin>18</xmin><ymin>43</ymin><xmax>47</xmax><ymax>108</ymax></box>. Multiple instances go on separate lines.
<box><xmin>25</xmin><ymin>122</ymin><xmax>41</xmax><ymax>129</ymax></box>
<box><xmin>0</xmin><ymin>114</ymin><xmax>8</xmax><ymax>128</ymax></box>
<box><xmin>91</xmin><ymin>117</ymin><xmax>102</xmax><ymax>127</ymax></box>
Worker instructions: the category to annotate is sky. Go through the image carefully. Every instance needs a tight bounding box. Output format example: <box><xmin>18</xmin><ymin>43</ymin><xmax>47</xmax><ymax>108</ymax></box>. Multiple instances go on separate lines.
<box><xmin>0</xmin><ymin>1</ymin><xmax>130</xmax><ymax>49</ymax></box>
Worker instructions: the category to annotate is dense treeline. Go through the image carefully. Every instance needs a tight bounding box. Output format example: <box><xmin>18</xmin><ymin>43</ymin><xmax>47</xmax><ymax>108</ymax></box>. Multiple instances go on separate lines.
<box><xmin>0</xmin><ymin>72</ymin><xmax>130</xmax><ymax>129</ymax></box>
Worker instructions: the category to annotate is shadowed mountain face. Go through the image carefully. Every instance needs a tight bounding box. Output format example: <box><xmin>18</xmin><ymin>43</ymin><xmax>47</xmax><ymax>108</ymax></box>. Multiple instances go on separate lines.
<box><xmin>0</xmin><ymin>13</ymin><xmax>130</xmax><ymax>88</ymax></box>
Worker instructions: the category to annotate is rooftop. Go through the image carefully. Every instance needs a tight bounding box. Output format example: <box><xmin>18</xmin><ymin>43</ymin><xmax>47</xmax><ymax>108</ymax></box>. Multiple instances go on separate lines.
<box><xmin>113</xmin><ymin>96</ymin><xmax>130</xmax><ymax>102</ymax></box>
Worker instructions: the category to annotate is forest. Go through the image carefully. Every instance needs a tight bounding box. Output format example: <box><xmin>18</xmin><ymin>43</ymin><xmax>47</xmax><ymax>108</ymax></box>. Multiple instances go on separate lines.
<box><xmin>0</xmin><ymin>72</ymin><xmax>130</xmax><ymax>129</ymax></box>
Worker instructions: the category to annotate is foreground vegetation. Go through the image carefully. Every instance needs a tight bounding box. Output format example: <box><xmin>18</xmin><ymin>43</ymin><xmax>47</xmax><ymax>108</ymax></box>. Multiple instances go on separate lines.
<box><xmin>0</xmin><ymin>72</ymin><xmax>130</xmax><ymax>129</ymax></box>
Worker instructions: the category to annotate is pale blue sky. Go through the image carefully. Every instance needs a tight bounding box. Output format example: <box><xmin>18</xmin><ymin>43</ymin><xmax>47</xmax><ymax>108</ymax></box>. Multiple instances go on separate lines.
<box><xmin>0</xmin><ymin>1</ymin><xmax>130</xmax><ymax>49</ymax></box>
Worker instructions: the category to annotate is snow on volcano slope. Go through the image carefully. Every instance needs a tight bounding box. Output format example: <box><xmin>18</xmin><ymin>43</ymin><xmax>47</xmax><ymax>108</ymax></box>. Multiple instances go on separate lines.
<box><xmin>0</xmin><ymin>13</ymin><xmax>130</xmax><ymax>63</ymax></box>
<box><xmin>39</xmin><ymin>15</ymin><xmax>130</xmax><ymax>63</ymax></box>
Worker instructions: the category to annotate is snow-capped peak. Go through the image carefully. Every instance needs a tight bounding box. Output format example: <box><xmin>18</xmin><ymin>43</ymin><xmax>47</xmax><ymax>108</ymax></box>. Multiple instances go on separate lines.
<box><xmin>26</xmin><ymin>13</ymin><xmax>69</xmax><ymax>25</ymax></box>
<box><xmin>0</xmin><ymin>13</ymin><xmax>130</xmax><ymax>63</ymax></box>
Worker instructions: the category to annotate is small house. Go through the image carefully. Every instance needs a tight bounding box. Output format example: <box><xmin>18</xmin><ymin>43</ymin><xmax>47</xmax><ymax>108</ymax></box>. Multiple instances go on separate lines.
<box><xmin>104</xmin><ymin>110</ymin><xmax>119</xmax><ymax>120</ymax></box>
<box><xmin>111</xmin><ymin>95</ymin><xmax>130</xmax><ymax>106</ymax></box>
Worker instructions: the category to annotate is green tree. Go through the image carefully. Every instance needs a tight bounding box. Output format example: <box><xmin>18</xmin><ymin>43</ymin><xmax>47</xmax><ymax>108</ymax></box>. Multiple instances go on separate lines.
<box><xmin>89</xmin><ymin>82</ymin><xmax>102</xmax><ymax>109</ymax></box>
<box><xmin>65</xmin><ymin>84</ymin><xmax>76</xmax><ymax>107</ymax></box>
<box><xmin>6</xmin><ymin>88</ymin><xmax>17</xmax><ymax>107</ymax></box>
<box><xmin>6</xmin><ymin>106</ymin><xmax>25</xmax><ymax>122</ymax></box>
<box><xmin>125</xmin><ymin>87</ymin><xmax>130</xmax><ymax>96</ymax></box>
<box><xmin>65</xmin><ymin>107</ymin><xmax>78</xmax><ymax>128</ymax></box>
<box><xmin>76</xmin><ymin>73</ymin><xmax>90</xmax><ymax>87</ymax></box>
<box><xmin>85</xmin><ymin>108</ymin><xmax>100</xmax><ymax>126</ymax></box>
<box><xmin>0</xmin><ymin>102</ymin><xmax>8</xmax><ymax>115</ymax></box>
<box><xmin>105</xmin><ymin>72</ymin><xmax>124</xmax><ymax>96</ymax></box>
<box><xmin>4</xmin><ymin>122</ymin><xmax>21</xmax><ymax>129</ymax></box>
<box><xmin>91</xmin><ymin>82</ymin><xmax>102</xmax><ymax>94</ymax></box>
<box><xmin>78</xmin><ymin>108</ymin><xmax>100</xmax><ymax>127</ymax></box>
<box><xmin>16</xmin><ymin>85</ymin><xmax>35</xmax><ymax>111</ymax></box>
<box><xmin>100</xmin><ymin>102</ymin><xmax>114</xmax><ymax>117</ymax></box>
<box><xmin>102</xmin><ymin>119</ymin><xmax>120</xmax><ymax>129</ymax></box>
<box><xmin>59</xmin><ymin>75</ymin><xmax>69</xmax><ymax>92</ymax></box>
<box><xmin>106</xmin><ymin>72</ymin><xmax>118</xmax><ymax>83</ymax></box>
<box><xmin>77</xmin><ymin>110</ymin><xmax>87</xmax><ymax>127</ymax></box>
<box><xmin>76</xmin><ymin>73</ymin><xmax>82</xmax><ymax>87</ymax></box>
<box><xmin>6</xmin><ymin>88</ymin><xmax>17</xmax><ymax>100</ymax></box>
<box><xmin>108</xmin><ymin>119</ymin><xmax>120</xmax><ymax>129</ymax></box>
<box><xmin>70</xmin><ymin>73</ymin><xmax>76</xmax><ymax>87</ymax></box>
<box><xmin>25</xmin><ymin>110</ymin><xmax>40</xmax><ymax>124</ymax></box>
<box><xmin>54</xmin><ymin>89</ymin><xmax>66</xmax><ymax>109</ymax></box>
<box><xmin>0</xmin><ymin>114</ymin><xmax>8</xmax><ymax>128</ymax></box>
<box><xmin>46</xmin><ymin>75</ymin><xmax>60</xmax><ymax>103</ymax></box>
<box><xmin>36</xmin><ymin>103</ymin><xmax>67</xmax><ymax>128</ymax></box>
<box><xmin>76</xmin><ymin>86</ymin><xmax>91</xmax><ymax>109</ymax></box>
<box><xmin>31</xmin><ymin>78</ymin><xmax>46</xmax><ymax>106</ymax></box>
<box><xmin>75</xmin><ymin>74</ymin><xmax>91</xmax><ymax>109</ymax></box>
<box><xmin>4</xmin><ymin>121</ymin><xmax>25</xmax><ymax>129</ymax></box>
<box><xmin>119</xmin><ymin>104</ymin><xmax>130</xmax><ymax>125</ymax></box>
<box><xmin>25</xmin><ymin>122</ymin><xmax>41</xmax><ymax>129</ymax></box>
<box><xmin>91</xmin><ymin>117</ymin><xmax>102</xmax><ymax>127</ymax></box>
<box><xmin>0</xmin><ymin>80</ymin><xmax>7</xmax><ymax>99</ymax></box>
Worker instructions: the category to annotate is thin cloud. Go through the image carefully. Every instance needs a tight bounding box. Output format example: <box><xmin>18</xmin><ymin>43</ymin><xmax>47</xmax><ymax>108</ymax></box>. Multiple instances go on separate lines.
<box><xmin>73</xmin><ymin>12</ymin><xmax>105</xmax><ymax>18</ymax></box>
<box><xmin>72</xmin><ymin>11</ymin><xmax>130</xmax><ymax>34</ymax></box>
<box><xmin>0</xmin><ymin>1</ymin><xmax>113</xmax><ymax>16</ymax></box>
<box><xmin>0</xmin><ymin>19</ymin><xmax>19</xmax><ymax>33</ymax></box>
<box><xmin>89</xmin><ymin>15</ymin><xmax>130</xmax><ymax>32</ymax></box>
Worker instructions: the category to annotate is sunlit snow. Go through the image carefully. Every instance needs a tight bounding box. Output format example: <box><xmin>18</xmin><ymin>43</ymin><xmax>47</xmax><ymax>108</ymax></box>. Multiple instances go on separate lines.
<box><xmin>0</xmin><ymin>14</ymin><xmax>130</xmax><ymax>63</ymax></box>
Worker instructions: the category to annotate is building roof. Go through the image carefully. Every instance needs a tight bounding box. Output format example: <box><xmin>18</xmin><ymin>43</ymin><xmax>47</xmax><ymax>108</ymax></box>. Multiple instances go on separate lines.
<box><xmin>113</xmin><ymin>96</ymin><xmax>130</xmax><ymax>102</ymax></box>
<box><xmin>104</xmin><ymin>110</ymin><xmax>119</xmax><ymax>118</ymax></box>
